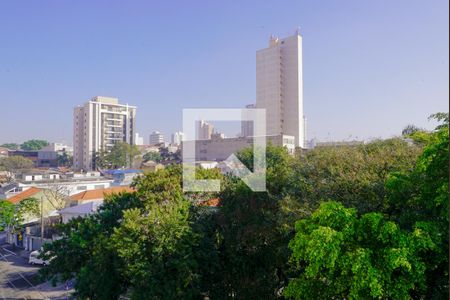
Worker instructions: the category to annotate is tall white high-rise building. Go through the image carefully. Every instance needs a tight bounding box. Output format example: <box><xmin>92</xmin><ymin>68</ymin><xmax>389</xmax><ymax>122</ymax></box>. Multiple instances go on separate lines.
<box><xmin>73</xmin><ymin>96</ymin><xmax>137</xmax><ymax>171</ymax></box>
<box><xmin>149</xmin><ymin>131</ymin><xmax>165</xmax><ymax>145</ymax></box>
<box><xmin>197</xmin><ymin>120</ymin><xmax>214</xmax><ymax>140</ymax></box>
<box><xmin>171</xmin><ymin>131</ymin><xmax>185</xmax><ymax>146</ymax></box>
<box><xmin>256</xmin><ymin>30</ymin><xmax>306</xmax><ymax>148</ymax></box>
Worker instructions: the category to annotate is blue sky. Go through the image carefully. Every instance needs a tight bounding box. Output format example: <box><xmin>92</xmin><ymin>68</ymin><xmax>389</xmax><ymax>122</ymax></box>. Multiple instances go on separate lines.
<box><xmin>0</xmin><ymin>0</ymin><xmax>448</xmax><ymax>144</ymax></box>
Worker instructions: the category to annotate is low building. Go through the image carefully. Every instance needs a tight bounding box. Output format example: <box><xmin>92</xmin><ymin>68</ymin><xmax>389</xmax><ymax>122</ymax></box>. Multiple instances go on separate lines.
<box><xmin>183</xmin><ymin>134</ymin><xmax>295</xmax><ymax>162</ymax></box>
<box><xmin>8</xmin><ymin>150</ymin><xmax>39</xmax><ymax>166</ymax></box>
<box><xmin>37</xmin><ymin>150</ymin><xmax>58</xmax><ymax>167</ymax></box>
<box><xmin>59</xmin><ymin>201</ymin><xmax>104</xmax><ymax>224</ymax></box>
<box><xmin>0</xmin><ymin>171</ymin><xmax>114</xmax><ymax>199</ymax></box>
<box><xmin>40</xmin><ymin>143</ymin><xmax>73</xmax><ymax>154</ymax></box>
<box><xmin>5</xmin><ymin>187</ymin><xmax>67</xmax><ymax>250</ymax></box>
<box><xmin>68</xmin><ymin>186</ymin><xmax>134</xmax><ymax>206</ymax></box>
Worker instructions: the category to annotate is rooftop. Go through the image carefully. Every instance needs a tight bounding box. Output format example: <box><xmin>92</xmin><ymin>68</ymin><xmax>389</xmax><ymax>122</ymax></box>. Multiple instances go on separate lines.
<box><xmin>70</xmin><ymin>186</ymin><xmax>134</xmax><ymax>201</ymax></box>
<box><xmin>6</xmin><ymin>187</ymin><xmax>41</xmax><ymax>204</ymax></box>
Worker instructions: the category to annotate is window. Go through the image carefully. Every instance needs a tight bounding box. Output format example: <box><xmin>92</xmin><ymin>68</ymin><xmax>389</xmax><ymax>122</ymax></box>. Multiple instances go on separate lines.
<box><xmin>77</xmin><ymin>186</ymin><xmax>87</xmax><ymax>191</ymax></box>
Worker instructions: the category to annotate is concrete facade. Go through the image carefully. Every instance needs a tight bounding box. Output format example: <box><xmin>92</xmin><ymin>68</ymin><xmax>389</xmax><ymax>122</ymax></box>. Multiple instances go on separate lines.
<box><xmin>241</xmin><ymin>104</ymin><xmax>256</xmax><ymax>137</ymax></box>
<box><xmin>171</xmin><ymin>131</ymin><xmax>185</xmax><ymax>146</ymax></box>
<box><xmin>73</xmin><ymin>96</ymin><xmax>137</xmax><ymax>171</ymax></box>
<box><xmin>149</xmin><ymin>131</ymin><xmax>165</xmax><ymax>145</ymax></box>
<box><xmin>183</xmin><ymin>134</ymin><xmax>295</xmax><ymax>162</ymax></box>
<box><xmin>198</xmin><ymin>120</ymin><xmax>214</xmax><ymax>140</ymax></box>
<box><xmin>256</xmin><ymin>31</ymin><xmax>306</xmax><ymax>148</ymax></box>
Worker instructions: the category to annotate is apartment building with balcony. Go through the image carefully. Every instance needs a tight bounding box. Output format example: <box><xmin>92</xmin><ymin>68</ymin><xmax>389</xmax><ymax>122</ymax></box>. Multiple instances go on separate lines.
<box><xmin>73</xmin><ymin>96</ymin><xmax>137</xmax><ymax>171</ymax></box>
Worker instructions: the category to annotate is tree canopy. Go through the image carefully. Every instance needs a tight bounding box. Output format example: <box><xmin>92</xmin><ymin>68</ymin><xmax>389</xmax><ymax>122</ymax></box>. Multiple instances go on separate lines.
<box><xmin>39</xmin><ymin>113</ymin><xmax>448</xmax><ymax>299</ymax></box>
<box><xmin>142</xmin><ymin>151</ymin><xmax>162</xmax><ymax>163</ymax></box>
<box><xmin>20</xmin><ymin>139</ymin><xmax>49</xmax><ymax>151</ymax></box>
<box><xmin>0</xmin><ymin>156</ymin><xmax>34</xmax><ymax>171</ymax></box>
<box><xmin>284</xmin><ymin>201</ymin><xmax>431</xmax><ymax>299</ymax></box>
<box><xmin>95</xmin><ymin>142</ymin><xmax>140</xmax><ymax>169</ymax></box>
<box><xmin>0</xmin><ymin>143</ymin><xmax>19</xmax><ymax>150</ymax></box>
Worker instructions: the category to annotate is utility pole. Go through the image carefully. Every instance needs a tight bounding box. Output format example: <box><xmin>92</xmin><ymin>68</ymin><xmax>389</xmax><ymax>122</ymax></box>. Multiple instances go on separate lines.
<box><xmin>40</xmin><ymin>194</ymin><xmax>44</xmax><ymax>245</ymax></box>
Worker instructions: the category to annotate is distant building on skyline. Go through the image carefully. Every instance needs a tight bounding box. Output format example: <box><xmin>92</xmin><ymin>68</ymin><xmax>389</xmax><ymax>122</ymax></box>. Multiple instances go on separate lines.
<box><xmin>198</xmin><ymin>120</ymin><xmax>214</xmax><ymax>140</ymax></box>
<box><xmin>241</xmin><ymin>103</ymin><xmax>255</xmax><ymax>137</ymax></box>
<box><xmin>73</xmin><ymin>96</ymin><xmax>137</xmax><ymax>171</ymax></box>
<box><xmin>256</xmin><ymin>30</ymin><xmax>306</xmax><ymax>148</ymax></box>
<box><xmin>135</xmin><ymin>133</ymin><xmax>144</xmax><ymax>146</ymax></box>
<box><xmin>149</xmin><ymin>131</ymin><xmax>165</xmax><ymax>145</ymax></box>
<box><xmin>183</xmin><ymin>134</ymin><xmax>295</xmax><ymax>162</ymax></box>
<box><xmin>171</xmin><ymin>131</ymin><xmax>184</xmax><ymax>146</ymax></box>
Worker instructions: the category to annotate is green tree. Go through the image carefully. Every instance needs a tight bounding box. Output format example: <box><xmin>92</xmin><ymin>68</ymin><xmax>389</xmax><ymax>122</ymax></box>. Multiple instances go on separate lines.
<box><xmin>40</xmin><ymin>191</ymin><xmax>141</xmax><ymax>299</ymax></box>
<box><xmin>402</xmin><ymin>124</ymin><xmax>423</xmax><ymax>136</ymax></box>
<box><xmin>0</xmin><ymin>143</ymin><xmax>19</xmax><ymax>150</ymax></box>
<box><xmin>0</xmin><ymin>200</ymin><xmax>15</xmax><ymax>231</ymax></box>
<box><xmin>284</xmin><ymin>201</ymin><xmax>431</xmax><ymax>299</ymax></box>
<box><xmin>0</xmin><ymin>156</ymin><xmax>34</xmax><ymax>171</ymax></box>
<box><xmin>428</xmin><ymin>112</ymin><xmax>449</xmax><ymax>130</ymax></box>
<box><xmin>159</xmin><ymin>146</ymin><xmax>181</xmax><ymax>163</ymax></box>
<box><xmin>57</xmin><ymin>151</ymin><xmax>72</xmax><ymax>167</ymax></box>
<box><xmin>111</xmin><ymin>166</ymin><xmax>213</xmax><ymax>299</ymax></box>
<box><xmin>20</xmin><ymin>139</ymin><xmax>49</xmax><ymax>151</ymax></box>
<box><xmin>289</xmin><ymin>138</ymin><xmax>421</xmax><ymax>214</ymax></box>
<box><xmin>214</xmin><ymin>145</ymin><xmax>295</xmax><ymax>299</ymax></box>
<box><xmin>0</xmin><ymin>198</ymin><xmax>40</xmax><ymax>233</ymax></box>
<box><xmin>103</xmin><ymin>142</ymin><xmax>140</xmax><ymax>169</ymax></box>
<box><xmin>385</xmin><ymin>113</ymin><xmax>449</xmax><ymax>298</ymax></box>
<box><xmin>142</xmin><ymin>151</ymin><xmax>162</xmax><ymax>163</ymax></box>
<box><xmin>40</xmin><ymin>166</ymin><xmax>217</xmax><ymax>299</ymax></box>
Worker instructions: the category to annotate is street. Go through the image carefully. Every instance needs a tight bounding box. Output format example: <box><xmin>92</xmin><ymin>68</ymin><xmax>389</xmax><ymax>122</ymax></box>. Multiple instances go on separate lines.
<box><xmin>0</xmin><ymin>243</ymin><xmax>72</xmax><ymax>300</ymax></box>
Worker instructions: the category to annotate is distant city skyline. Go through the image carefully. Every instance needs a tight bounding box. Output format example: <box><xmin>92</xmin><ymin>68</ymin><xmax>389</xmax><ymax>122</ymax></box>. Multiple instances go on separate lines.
<box><xmin>0</xmin><ymin>1</ymin><xmax>448</xmax><ymax>144</ymax></box>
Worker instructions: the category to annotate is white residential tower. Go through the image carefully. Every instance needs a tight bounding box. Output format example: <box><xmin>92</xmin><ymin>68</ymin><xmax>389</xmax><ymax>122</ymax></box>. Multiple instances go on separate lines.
<box><xmin>256</xmin><ymin>30</ymin><xmax>306</xmax><ymax>148</ymax></box>
<box><xmin>73</xmin><ymin>96</ymin><xmax>137</xmax><ymax>171</ymax></box>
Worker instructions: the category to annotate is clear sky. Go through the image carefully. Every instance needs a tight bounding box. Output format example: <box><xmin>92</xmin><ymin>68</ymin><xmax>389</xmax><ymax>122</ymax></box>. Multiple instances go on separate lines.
<box><xmin>0</xmin><ymin>0</ymin><xmax>448</xmax><ymax>144</ymax></box>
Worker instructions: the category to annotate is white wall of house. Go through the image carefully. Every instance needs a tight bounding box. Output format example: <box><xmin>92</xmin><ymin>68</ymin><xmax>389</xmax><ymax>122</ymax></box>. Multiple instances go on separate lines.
<box><xmin>18</xmin><ymin>179</ymin><xmax>113</xmax><ymax>196</ymax></box>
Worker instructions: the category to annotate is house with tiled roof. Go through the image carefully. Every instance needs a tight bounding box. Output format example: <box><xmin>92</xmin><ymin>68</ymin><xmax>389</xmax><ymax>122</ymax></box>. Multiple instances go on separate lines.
<box><xmin>3</xmin><ymin>187</ymin><xmax>68</xmax><ymax>251</ymax></box>
<box><xmin>5</xmin><ymin>187</ymin><xmax>68</xmax><ymax>218</ymax></box>
<box><xmin>6</xmin><ymin>187</ymin><xmax>42</xmax><ymax>204</ymax></box>
<box><xmin>68</xmin><ymin>186</ymin><xmax>134</xmax><ymax>206</ymax></box>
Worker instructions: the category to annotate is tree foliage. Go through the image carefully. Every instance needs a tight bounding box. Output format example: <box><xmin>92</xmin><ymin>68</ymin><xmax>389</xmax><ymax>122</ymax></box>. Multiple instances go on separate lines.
<box><xmin>57</xmin><ymin>151</ymin><xmax>72</xmax><ymax>167</ymax></box>
<box><xmin>0</xmin><ymin>143</ymin><xmax>19</xmax><ymax>150</ymax></box>
<box><xmin>20</xmin><ymin>139</ymin><xmax>49</xmax><ymax>151</ymax></box>
<box><xmin>0</xmin><ymin>156</ymin><xmax>34</xmax><ymax>171</ymax></box>
<box><xmin>385</xmin><ymin>117</ymin><xmax>449</xmax><ymax>298</ymax></box>
<box><xmin>290</xmin><ymin>138</ymin><xmax>421</xmax><ymax>214</ymax></box>
<box><xmin>142</xmin><ymin>151</ymin><xmax>162</xmax><ymax>163</ymax></box>
<box><xmin>95</xmin><ymin>142</ymin><xmax>140</xmax><ymax>169</ymax></box>
<box><xmin>0</xmin><ymin>198</ymin><xmax>40</xmax><ymax>232</ymax></box>
<box><xmin>41</xmin><ymin>166</ymin><xmax>220</xmax><ymax>299</ymax></box>
<box><xmin>402</xmin><ymin>124</ymin><xmax>423</xmax><ymax>136</ymax></box>
<box><xmin>39</xmin><ymin>114</ymin><xmax>448</xmax><ymax>299</ymax></box>
<box><xmin>284</xmin><ymin>201</ymin><xmax>431</xmax><ymax>299</ymax></box>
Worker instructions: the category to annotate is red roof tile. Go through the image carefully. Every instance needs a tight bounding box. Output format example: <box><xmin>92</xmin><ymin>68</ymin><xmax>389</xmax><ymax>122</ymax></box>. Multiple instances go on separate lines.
<box><xmin>70</xmin><ymin>186</ymin><xmax>134</xmax><ymax>201</ymax></box>
<box><xmin>7</xmin><ymin>187</ymin><xmax>41</xmax><ymax>204</ymax></box>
